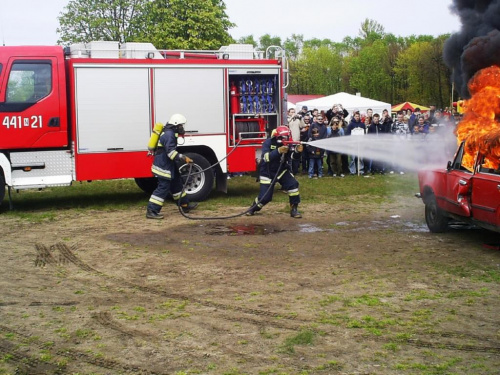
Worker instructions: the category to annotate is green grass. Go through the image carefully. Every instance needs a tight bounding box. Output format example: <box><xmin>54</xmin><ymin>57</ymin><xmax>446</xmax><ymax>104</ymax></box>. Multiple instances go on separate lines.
<box><xmin>1</xmin><ymin>172</ymin><xmax>419</xmax><ymax>217</ymax></box>
<box><xmin>279</xmin><ymin>328</ymin><xmax>316</xmax><ymax>354</ymax></box>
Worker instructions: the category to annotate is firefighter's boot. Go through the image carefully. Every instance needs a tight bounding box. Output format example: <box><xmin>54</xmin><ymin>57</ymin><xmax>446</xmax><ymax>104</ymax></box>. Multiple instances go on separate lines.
<box><xmin>290</xmin><ymin>204</ymin><xmax>302</xmax><ymax>218</ymax></box>
<box><xmin>181</xmin><ymin>202</ymin><xmax>198</xmax><ymax>213</ymax></box>
<box><xmin>246</xmin><ymin>202</ymin><xmax>261</xmax><ymax>216</ymax></box>
<box><xmin>146</xmin><ymin>209</ymin><xmax>164</xmax><ymax>220</ymax></box>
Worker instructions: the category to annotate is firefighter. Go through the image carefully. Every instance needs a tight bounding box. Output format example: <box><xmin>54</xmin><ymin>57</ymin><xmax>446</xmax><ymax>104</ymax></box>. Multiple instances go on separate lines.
<box><xmin>146</xmin><ymin>114</ymin><xmax>198</xmax><ymax>219</ymax></box>
<box><xmin>246</xmin><ymin>126</ymin><xmax>304</xmax><ymax>218</ymax></box>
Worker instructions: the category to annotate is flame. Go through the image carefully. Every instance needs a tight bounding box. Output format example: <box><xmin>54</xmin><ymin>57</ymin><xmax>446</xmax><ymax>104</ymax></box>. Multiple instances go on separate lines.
<box><xmin>456</xmin><ymin>65</ymin><xmax>500</xmax><ymax>170</ymax></box>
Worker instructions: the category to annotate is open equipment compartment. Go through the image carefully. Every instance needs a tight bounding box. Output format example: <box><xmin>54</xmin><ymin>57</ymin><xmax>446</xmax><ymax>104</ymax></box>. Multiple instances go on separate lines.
<box><xmin>228</xmin><ymin>71</ymin><xmax>280</xmax><ymax>146</ymax></box>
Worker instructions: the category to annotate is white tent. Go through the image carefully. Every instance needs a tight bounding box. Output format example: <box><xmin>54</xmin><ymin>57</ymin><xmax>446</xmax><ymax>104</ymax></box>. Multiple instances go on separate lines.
<box><xmin>295</xmin><ymin>92</ymin><xmax>391</xmax><ymax>120</ymax></box>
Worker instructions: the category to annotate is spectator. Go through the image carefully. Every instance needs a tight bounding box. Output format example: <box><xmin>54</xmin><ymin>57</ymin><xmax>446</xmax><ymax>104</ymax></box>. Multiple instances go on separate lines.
<box><xmin>366</xmin><ymin>114</ymin><xmax>383</xmax><ymax>174</ymax></box>
<box><xmin>326</xmin><ymin>116</ymin><xmax>344</xmax><ymax>177</ymax></box>
<box><xmin>288</xmin><ymin>108</ymin><xmax>305</xmax><ymax>174</ymax></box>
<box><xmin>392</xmin><ymin>112</ymin><xmax>409</xmax><ymax>136</ymax></box>
<box><xmin>308</xmin><ymin>114</ymin><xmax>328</xmax><ymax>176</ymax></box>
<box><xmin>300</xmin><ymin>115</ymin><xmax>311</xmax><ymax>174</ymax></box>
<box><xmin>298</xmin><ymin>105</ymin><xmax>310</xmax><ymax>118</ymax></box>
<box><xmin>413</xmin><ymin>116</ymin><xmax>429</xmax><ymax>138</ymax></box>
<box><xmin>430</xmin><ymin>110</ymin><xmax>443</xmax><ymax>126</ymax></box>
<box><xmin>327</xmin><ymin>117</ymin><xmax>345</xmax><ymax>177</ymax></box>
<box><xmin>390</xmin><ymin>112</ymin><xmax>408</xmax><ymax>175</ymax></box>
<box><xmin>428</xmin><ymin>105</ymin><xmax>436</xmax><ymax>122</ymax></box>
<box><xmin>326</xmin><ymin>103</ymin><xmax>349</xmax><ymax>122</ymax></box>
<box><xmin>380</xmin><ymin>109</ymin><xmax>393</xmax><ymax>133</ymax></box>
<box><xmin>345</xmin><ymin>111</ymin><xmax>366</xmax><ymax>175</ymax></box>
<box><xmin>408</xmin><ymin>107</ymin><xmax>421</xmax><ymax>134</ymax></box>
<box><xmin>306</xmin><ymin>127</ymin><xmax>324</xmax><ymax>179</ymax></box>
<box><xmin>287</xmin><ymin>108</ymin><xmax>304</xmax><ymax>142</ymax></box>
<box><xmin>366</xmin><ymin>108</ymin><xmax>373</xmax><ymax>119</ymax></box>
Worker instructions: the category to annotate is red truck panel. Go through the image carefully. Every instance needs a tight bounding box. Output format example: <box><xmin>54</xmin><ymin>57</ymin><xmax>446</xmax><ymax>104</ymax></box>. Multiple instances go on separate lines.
<box><xmin>0</xmin><ymin>46</ymin><xmax>68</xmax><ymax>150</ymax></box>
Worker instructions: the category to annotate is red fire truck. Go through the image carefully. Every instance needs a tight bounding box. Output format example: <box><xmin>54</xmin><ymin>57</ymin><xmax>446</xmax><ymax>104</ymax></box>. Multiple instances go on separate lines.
<box><xmin>0</xmin><ymin>41</ymin><xmax>289</xmax><ymax>207</ymax></box>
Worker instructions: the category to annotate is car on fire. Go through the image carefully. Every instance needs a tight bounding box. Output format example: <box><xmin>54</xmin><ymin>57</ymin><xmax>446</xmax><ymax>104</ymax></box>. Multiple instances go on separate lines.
<box><xmin>417</xmin><ymin>141</ymin><xmax>500</xmax><ymax>233</ymax></box>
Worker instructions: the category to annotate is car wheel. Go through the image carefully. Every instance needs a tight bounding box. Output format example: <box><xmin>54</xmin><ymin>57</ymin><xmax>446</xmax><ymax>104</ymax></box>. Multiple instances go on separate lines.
<box><xmin>134</xmin><ymin>177</ymin><xmax>158</xmax><ymax>195</ymax></box>
<box><xmin>177</xmin><ymin>153</ymin><xmax>213</xmax><ymax>201</ymax></box>
<box><xmin>0</xmin><ymin>172</ymin><xmax>5</xmax><ymax>206</ymax></box>
<box><xmin>425</xmin><ymin>194</ymin><xmax>449</xmax><ymax>233</ymax></box>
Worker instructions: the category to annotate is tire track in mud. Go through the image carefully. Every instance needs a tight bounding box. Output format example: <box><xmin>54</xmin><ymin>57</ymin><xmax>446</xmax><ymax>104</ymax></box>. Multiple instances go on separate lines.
<box><xmin>35</xmin><ymin>243</ymin><xmax>58</xmax><ymax>267</ymax></box>
<box><xmin>40</xmin><ymin>242</ymin><xmax>309</xmax><ymax>329</ymax></box>
<box><xmin>91</xmin><ymin>311</ymin><xmax>151</xmax><ymax>338</ymax></box>
<box><xmin>0</xmin><ymin>337</ymin><xmax>61</xmax><ymax>374</ymax></box>
<box><xmin>34</xmin><ymin>243</ymin><xmax>500</xmax><ymax>355</ymax></box>
<box><xmin>0</xmin><ymin>324</ymin><xmax>167</xmax><ymax>375</ymax></box>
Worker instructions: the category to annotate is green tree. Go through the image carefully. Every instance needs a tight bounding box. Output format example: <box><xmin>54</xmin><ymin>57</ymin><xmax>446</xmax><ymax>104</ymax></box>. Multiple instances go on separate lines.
<box><xmin>358</xmin><ymin>18</ymin><xmax>385</xmax><ymax>46</ymax></box>
<box><xmin>348</xmin><ymin>39</ymin><xmax>391</xmax><ymax>100</ymax></box>
<box><xmin>57</xmin><ymin>0</ymin><xmax>147</xmax><ymax>44</ymax></box>
<box><xmin>57</xmin><ymin>0</ymin><xmax>234</xmax><ymax>50</ymax></box>
<box><xmin>140</xmin><ymin>0</ymin><xmax>234</xmax><ymax>49</ymax></box>
<box><xmin>237</xmin><ymin>35</ymin><xmax>258</xmax><ymax>47</ymax></box>
<box><xmin>289</xmin><ymin>45</ymin><xmax>343</xmax><ymax>95</ymax></box>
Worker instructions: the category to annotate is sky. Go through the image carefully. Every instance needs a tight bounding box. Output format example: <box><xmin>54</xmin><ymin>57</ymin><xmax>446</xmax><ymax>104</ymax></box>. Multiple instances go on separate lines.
<box><xmin>0</xmin><ymin>0</ymin><xmax>461</xmax><ymax>46</ymax></box>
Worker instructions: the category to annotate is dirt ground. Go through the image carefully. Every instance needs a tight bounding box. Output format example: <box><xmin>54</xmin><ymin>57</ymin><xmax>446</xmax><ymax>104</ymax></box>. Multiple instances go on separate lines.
<box><xmin>0</xmin><ymin>195</ymin><xmax>499</xmax><ymax>375</ymax></box>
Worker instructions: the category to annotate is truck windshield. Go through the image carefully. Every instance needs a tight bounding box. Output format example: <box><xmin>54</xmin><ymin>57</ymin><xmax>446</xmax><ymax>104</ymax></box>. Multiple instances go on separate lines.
<box><xmin>6</xmin><ymin>62</ymin><xmax>52</xmax><ymax>103</ymax></box>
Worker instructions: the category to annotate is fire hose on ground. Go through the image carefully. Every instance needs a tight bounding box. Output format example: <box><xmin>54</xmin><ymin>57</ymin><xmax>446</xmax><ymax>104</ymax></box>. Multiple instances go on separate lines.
<box><xmin>177</xmin><ymin>140</ymin><xmax>310</xmax><ymax>220</ymax></box>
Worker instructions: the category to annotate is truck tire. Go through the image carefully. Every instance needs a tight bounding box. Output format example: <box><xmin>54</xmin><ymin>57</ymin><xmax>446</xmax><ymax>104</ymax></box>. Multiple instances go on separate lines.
<box><xmin>0</xmin><ymin>173</ymin><xmax>5</xmax><ymax>206</ymax></box>
<box><xmin>177</xmin><ymin>152</ymin><xmax>213</xmax><ymax>202</ymax></box>
<box><xmin>134</xmin><ymin>177</ymin><xmax>158</xmax><ymax>195</ymax></box>
<box><xmin>425</xmin><ymin>194</ymin><xmax>449</xmax><ymax>233</ymax></box>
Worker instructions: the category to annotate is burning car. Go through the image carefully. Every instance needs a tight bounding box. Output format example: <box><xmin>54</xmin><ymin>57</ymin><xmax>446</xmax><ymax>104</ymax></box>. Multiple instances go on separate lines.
<box><xmin>418</xmin><ymin>141</ymin><xmax>500</xmax><ymax>233</ymax></box>
<box><xmin>418</xmin><ymin>66</ymin><xmax>500</xmax><ymax>233</ymax></box>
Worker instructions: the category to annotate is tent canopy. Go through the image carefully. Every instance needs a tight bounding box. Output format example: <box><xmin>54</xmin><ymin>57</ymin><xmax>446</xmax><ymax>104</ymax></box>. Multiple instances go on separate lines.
<box><xmin>295</xmin><ymin>92</ymin><xmax>391</xmax><ymax>119</ymax></box>
<box><xmin>391</xmin><ymin>102</ymin><xmax>430</xmax><ymax>113</ymax></box>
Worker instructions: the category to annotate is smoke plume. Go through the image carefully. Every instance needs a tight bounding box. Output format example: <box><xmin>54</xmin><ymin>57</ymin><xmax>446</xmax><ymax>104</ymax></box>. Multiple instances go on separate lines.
<box><xmin>444</xmin><ymin>0</ymin><xmax>500</xmax><ymax>98</ymax></box>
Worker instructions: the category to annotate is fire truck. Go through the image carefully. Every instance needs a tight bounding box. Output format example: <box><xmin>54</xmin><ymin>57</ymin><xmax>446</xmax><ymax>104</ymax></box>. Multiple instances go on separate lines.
<box><xmin>0</xmin><ymin>41</ymin><xmax>289</xmax><ymax>207</ymax></box>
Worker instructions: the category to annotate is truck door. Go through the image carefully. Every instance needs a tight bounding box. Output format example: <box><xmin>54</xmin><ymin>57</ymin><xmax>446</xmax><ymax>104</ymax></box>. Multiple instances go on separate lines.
<box><xmin>0</xmin><ymin>51</ymin><xmax>67</xmax><ymax>150</ymax></box>
<box><xmin>442</xmin><ymin>142</ymin><xmax>473</xmax><ymax>217</ymax></box>
<box><xmin>471</xmin><ymin>160</ymin><xmax>500</xmax><ymax>226</ymax></box>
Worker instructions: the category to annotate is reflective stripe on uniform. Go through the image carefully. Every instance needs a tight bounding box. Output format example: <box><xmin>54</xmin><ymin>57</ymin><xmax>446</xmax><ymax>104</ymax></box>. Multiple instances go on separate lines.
<box><xmin>263</xmin><ymin>152</ymin><xmax>270</xmax><ymax>162</ymax></box>
<box><xmin>168</xmin><ymin>150</ymin><xmax>178</xmax><ymax>160</ymax></box>
<box><xmin>259</xmin><ymin>176</ymin><xmax>272</xmax><ymax>184</ymax></box>
<box><xmin>277</xmin><ymin>170</ymin><xmax>287</xmax><ymax>179</ymax></box>
<box><xmin>287</xmin><ymin>188</ymin><xmax>300</xmax><ymax>197</ymax></box>
<box><xmin>152</xmin><ymin>165</ymin><xmax>171</xmax><ymax>178</ymax></box>
<box><xmin>172</xmin><ymin>191</ymin><xmax>187</xmax><ymax>200</ymax></box>
<box><xmin>254</xmin><ymin>198</ymin><xmax>264</xmax><ymax>208</ymax></box>
<box><xmin>149</xmin><ymin>195</ymin><xmax>164</xmax><ymax>206</ymax></box>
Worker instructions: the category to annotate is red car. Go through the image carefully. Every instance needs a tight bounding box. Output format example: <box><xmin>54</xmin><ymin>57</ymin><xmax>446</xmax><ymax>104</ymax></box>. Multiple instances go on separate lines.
<box><xmin>418</xmin><ymin>142</ymin><xmax>500</xmax><ymax>233</ymax></box>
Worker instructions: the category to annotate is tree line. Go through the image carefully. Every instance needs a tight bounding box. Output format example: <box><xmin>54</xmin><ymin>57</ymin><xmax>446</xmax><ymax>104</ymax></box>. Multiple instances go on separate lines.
<box><xmin>57</xmin><ymin>1</ymin><xmax>455</xmax><ymax>107</ymax></box>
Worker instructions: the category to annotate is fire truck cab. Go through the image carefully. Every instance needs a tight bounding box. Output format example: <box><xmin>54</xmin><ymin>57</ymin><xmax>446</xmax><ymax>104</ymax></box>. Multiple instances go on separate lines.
<box><xmin>0</xmin><ymin>42</ymin><xmax>288</xmax><ymax>207</ymax></box>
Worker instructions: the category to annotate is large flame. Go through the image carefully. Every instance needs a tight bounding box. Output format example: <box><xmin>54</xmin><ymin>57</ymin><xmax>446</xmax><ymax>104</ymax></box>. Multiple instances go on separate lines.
<box><xmin>456</xmin><ymin>65</ymin><xmax>500</xmax><ymax>170</ymax></box>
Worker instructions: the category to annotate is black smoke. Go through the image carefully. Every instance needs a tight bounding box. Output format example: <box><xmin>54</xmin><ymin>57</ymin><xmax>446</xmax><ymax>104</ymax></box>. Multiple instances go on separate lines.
<box><xmin>444</xmin><ymin>0</ymin><xmax>500</xmax><ymax>98</ymax></box>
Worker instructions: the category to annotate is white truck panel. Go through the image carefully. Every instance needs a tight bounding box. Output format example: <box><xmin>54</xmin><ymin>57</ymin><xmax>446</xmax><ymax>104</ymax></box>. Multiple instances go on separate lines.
<box><xmin>153</xmin><ymin>68</ymin><xmax>225</xmax><ymax>134</ymax></box>
<box><xmin>10</xmin><ymin>150</ymin><xmax>74</xmax><ymax>188</ymax></box>
<box><xmin>75</xmin><ymin>67</ymin><xmax>151</xmax><ymax>153</ymax></box>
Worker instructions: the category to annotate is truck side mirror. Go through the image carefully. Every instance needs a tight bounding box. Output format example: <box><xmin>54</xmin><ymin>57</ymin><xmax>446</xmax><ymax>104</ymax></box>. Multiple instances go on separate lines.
<box><xmin>447</xmin><ymin>161</ymin><xmax>452</xmax><ymax>170</ymax></box>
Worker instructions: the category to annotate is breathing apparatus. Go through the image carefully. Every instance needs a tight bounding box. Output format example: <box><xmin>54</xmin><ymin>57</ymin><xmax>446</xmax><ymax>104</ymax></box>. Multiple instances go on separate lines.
<box><xmin>147</xmin><ymin>114</ymin><xmax>187</xmax><ymax>155</ymax></box>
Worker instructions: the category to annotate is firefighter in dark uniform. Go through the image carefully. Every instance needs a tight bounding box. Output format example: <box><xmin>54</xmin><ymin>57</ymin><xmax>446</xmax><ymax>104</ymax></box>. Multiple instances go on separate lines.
<box><xmin>247</xmin><ymin>126</ymin><xmax>304</xmax><ymax>218</ymax></box>
<box><xmin>146</xmin><ymin>114</ymin><xmax>198</xmax><ymax>219</ymax></box>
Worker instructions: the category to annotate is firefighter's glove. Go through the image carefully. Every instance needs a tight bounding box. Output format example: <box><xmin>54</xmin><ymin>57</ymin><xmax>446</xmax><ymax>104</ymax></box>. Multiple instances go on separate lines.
<box><xmin>295</xmin><ymin>144</ymin><xmax>304</xmax><ymax>153</ymax></box>
<box><xmin>184</xmin><ymin>156</ymin><xmax>194</xmax><ymax>164</ymax></box>
<box><xmin>278</xmin><ymin>145</ymin><xmax>289</xmax><ymax>154</ymax></box>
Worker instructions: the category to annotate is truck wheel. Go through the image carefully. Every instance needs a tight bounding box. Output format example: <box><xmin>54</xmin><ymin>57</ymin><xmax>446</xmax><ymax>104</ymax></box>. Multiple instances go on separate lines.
<box><xmin>134</xmin><ymin>177</ymin><xmax>158</xmax><ymax>195</ymax></box>
<box><xmin>178</xmin><ymin>153</ymin><xmax>213</xmax><ymax>201</ymax></box>
<box><xmin>0</xmin><ymin>173</ymin><xmax>5</xmax><ymax>206</ymax></box>
<box><xmin>425</xmin><ymin>195</ymin><xmax>449</xmax><ymax>233</ymax></box>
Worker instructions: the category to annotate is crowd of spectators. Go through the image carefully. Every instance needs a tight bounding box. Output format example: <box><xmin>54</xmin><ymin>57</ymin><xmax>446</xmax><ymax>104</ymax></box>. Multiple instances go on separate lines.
<box><xmin>286</xmin><ymin>103</ymin><xmax>461</xmax><ymax>177</ymax></box>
